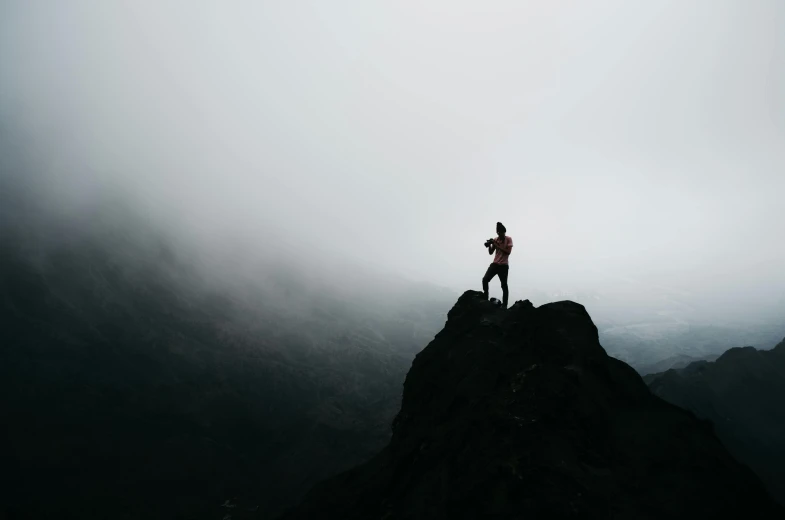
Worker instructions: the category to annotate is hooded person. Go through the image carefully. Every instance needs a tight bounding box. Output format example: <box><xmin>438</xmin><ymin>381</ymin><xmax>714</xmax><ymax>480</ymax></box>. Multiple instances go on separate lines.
<box><xmin>482</xmin><ymin>222</ymin><xmax>513</xmax><ymax>308</ymax></box>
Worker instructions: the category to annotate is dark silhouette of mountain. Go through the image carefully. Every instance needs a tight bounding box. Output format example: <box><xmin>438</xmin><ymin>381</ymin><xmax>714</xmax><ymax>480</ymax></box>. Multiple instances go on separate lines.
<box><xmin>0</xmin><ymin>182</ymin><xmax>454</xmax><ymax>519</ymax></box>
<box><xmin>646</xmin><ymin>338</ymin><xmax>785</xmax><ymax>505</ymax></box>
<box><xmin>281</xmin><ymin>292</ymin><xmax>782</xmax><ymax>519</ymax></box>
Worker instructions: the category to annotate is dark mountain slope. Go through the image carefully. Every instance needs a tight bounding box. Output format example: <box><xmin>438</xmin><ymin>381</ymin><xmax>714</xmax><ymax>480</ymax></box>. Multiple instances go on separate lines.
<box><xmin>281</xmin><ymin>291</ymin><xmax>782</xmax><ymax>520</ymax></box>
<box><xmin>646</xmin><ymin>338</ymin><xmax>785</xmax><ymax>505</ymax></box>
<box><xmin>0</xmin><ymin>182</ymin><xmax>453</xmax><ymax>519</ymax></box>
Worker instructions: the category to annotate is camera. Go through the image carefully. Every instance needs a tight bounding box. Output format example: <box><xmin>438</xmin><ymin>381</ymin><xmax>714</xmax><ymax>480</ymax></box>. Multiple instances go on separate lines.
<box><xmin>484</xmin><ymin>239</ymin><xmax>494</xmax><ymax>248</ymax></box>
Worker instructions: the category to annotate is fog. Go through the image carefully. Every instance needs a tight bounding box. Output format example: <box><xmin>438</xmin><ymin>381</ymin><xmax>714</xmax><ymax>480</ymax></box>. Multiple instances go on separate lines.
<box><xmin>2</xmin><ymin>1</ymin><xmax>784</xmax><ymax>325</ymax></box>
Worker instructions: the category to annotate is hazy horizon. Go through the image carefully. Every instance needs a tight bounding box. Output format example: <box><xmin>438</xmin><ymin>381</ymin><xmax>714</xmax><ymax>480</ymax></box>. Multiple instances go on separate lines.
<box><xmin>2</xmin><ymin>1</ymin><xmax>784</xmax><ymax>326</ymax></box>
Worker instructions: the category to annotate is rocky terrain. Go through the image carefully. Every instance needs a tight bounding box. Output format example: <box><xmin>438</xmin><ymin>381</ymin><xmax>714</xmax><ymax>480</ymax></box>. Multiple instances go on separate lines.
<box><xmin>281</xmin><ymin>292</ymin><xmax>783</xmax><ymax>519</ymax></box>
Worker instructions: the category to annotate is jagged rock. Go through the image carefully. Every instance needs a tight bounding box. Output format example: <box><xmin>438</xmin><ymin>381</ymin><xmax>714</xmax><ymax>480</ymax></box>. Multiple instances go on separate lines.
<box><xmin>280</xmin><ymin>291</ymin><xmax>783</xmax><ymax>519</ymax></box>
<box><xmin>646</xmin><ymin>337</ymin><xmax>785</xmax><ymax>506</ymax></box>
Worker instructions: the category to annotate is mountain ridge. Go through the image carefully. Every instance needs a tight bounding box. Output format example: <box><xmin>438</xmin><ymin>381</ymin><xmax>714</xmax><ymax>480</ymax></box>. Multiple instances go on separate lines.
<box><xmin>646</xmin><ymin>337</ymin><xmax>785</xmax><ymax>505</ymax></box>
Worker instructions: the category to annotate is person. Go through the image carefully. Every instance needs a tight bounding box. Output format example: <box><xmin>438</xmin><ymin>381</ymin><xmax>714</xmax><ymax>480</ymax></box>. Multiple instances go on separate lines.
<box><xmin>483</xmin><ymin>222</ymin><xmax>513</xmax><ymax>308</ymax></box>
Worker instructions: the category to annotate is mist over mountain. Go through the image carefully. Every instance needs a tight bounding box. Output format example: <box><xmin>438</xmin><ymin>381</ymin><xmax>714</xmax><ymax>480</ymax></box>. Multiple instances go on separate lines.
<box><xmin>0</xmin><ymin>176</ymin><xmax>455</xmax><ymax>519</ymax></box>
<box><xmin>2</xmin><ymin>2</ymin><xmax>785</xmax><ymax>519</ymax></box>
<box><xmin>600</xmin><ymin>318</ymin><xmax>785</xmax><ymax>375</ymax></box>
<box><xmin>2</xmin><ymin>1</ymin><xmax>784</xmax><ymax>322</ymax></box>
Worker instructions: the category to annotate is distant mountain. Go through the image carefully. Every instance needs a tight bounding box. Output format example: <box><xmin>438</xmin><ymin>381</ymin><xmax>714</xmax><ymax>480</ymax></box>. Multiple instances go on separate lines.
<box><xmin>280</xmin><ymin>292</ymin><xmax>782</xmax><ymax>519</ymax></box>
<box><xmin>539</xmin><ymin>284</ymin><xmax>785</xmax><ymax>373</ymax></box>
<box><xmin>646</xmin><ymin>338</ymin><xmax>785</xmax><ymax>505</ymax></box>
<box><xmin>600</xmin><ymin>321</ymin><xmax>785</xmax><ymax>373</ymax></box>
<box><xmin>0</xmin><ymin>182</ymin><xmax>455</xmax><ymax>519</ymax></box>
<box><xmin>635</xmin><ymin>353</ymin><xmax>720</xmax><ymax>377</ymax></box>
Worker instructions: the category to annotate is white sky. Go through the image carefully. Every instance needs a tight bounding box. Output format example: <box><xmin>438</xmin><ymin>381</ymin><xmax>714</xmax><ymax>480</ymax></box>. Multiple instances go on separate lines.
<box><xmin>2</xmin><ymin>1</ymin><xmax>784</xmax><ymax>319</ymax></box>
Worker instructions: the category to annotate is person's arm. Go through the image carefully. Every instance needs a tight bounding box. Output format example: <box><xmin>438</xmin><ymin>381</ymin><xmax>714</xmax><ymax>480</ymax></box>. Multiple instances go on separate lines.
<box><xmin>488</xmin><ymin>240</ymin><xmax>496</xmax><ymax>254</ymax></box>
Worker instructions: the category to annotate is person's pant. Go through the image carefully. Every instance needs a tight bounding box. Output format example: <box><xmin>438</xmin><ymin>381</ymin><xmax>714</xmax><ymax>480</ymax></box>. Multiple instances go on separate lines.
<box><xmin>482</xmin><ymin>263</ymin><xmax>509</xmax><ymax>307</ymax></box>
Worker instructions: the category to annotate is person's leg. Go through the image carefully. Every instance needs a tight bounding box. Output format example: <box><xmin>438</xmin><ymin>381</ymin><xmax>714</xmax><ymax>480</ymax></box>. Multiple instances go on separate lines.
<box><xmin>499</xmin><ymin>265</ymin><xmax>509</xmax><ymax>308</ymax></box>
<box><xmin>482</xmin><ymin>263</ymin><xmax>498</xmax><ymax>300</ymax></box>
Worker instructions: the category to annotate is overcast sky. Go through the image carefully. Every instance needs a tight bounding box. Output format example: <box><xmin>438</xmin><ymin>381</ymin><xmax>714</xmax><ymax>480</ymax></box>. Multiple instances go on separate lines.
<box><xmin>2</xmin><ymin>1</ymin><xmax>784</xmax><ymax>318</ymax></box>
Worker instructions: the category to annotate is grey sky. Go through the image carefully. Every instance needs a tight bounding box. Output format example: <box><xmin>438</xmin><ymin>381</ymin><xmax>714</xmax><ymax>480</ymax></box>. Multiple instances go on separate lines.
<box><xmin>2</xmin><ymin>1</ymin><xmax>784</xmax><ymax>321</ymax></box>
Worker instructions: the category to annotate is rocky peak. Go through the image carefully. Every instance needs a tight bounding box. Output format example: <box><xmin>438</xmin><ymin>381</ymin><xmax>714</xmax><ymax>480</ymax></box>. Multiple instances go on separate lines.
<box><xmin>281</xmin><ymin>291</ymin><xmax>782</xmax><ymax>519</ymax></box>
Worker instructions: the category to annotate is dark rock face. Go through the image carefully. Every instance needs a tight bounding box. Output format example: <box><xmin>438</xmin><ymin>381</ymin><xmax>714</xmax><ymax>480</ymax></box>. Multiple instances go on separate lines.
<box><xmin>647</xmin><ymin>338</ymin><xmax>785</xmax><ymax>506</ymax></box>
<box><xmin>281</xmin><ymin>291</ymin><xmax>782</xmax><ymax>520</ymax></box>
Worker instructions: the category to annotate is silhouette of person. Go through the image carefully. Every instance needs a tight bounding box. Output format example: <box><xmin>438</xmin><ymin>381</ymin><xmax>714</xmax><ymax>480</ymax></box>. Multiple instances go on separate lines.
<box><xmin>483</xmin><ymin>222</ymin><xmax>513</xmax><ymax>308</ymax></box>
